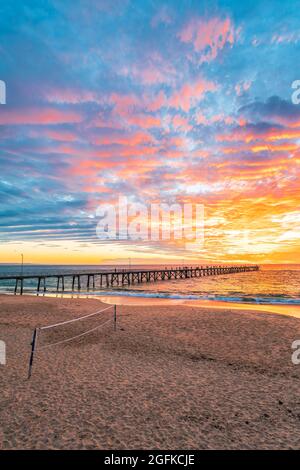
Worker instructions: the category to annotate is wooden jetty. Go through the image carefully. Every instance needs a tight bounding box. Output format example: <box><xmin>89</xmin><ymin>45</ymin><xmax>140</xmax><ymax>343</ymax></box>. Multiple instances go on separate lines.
<box><xmin>0</xmin><ymin>265</ymin><xmax>259</xmax><ymax>295</ymax></box>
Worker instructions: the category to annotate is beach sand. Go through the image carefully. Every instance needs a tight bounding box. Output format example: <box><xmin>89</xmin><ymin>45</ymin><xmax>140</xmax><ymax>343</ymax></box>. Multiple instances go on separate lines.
<box><xmin>0</xmin><ymin>294</ymin><xmax>300</xmax><ymax>449</ymax></box>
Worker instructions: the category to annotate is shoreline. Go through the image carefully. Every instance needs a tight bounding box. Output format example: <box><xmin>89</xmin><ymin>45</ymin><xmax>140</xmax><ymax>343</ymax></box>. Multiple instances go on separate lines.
<box><xmin>1</xmin><ymin>291</ymin><xmax>300</xmax><ymax>319</ymax></box>
<box><xmin>98</xmin><ymin>295</ymin><xmax>300</xmax><ymax>319</ymax></box>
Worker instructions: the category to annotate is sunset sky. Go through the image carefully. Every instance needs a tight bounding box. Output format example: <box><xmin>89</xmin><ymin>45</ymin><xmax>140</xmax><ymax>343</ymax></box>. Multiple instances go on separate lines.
<box><xmin>0</xmin><ymin>0</ymin><xmax>300</xmax><ymax>264</ymax></box>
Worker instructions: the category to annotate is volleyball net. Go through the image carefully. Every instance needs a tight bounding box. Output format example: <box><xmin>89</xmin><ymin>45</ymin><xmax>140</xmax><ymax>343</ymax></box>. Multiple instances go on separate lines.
<box><xmin>28</xmin><ymin>304</ymin><xmax>117</xmax><ymax>378</ymax></box>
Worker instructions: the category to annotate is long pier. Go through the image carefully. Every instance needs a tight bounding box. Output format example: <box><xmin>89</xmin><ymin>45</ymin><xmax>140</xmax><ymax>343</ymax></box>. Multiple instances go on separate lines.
<box><xmin>0</xmin><ymin>265</ymin><xmax>259</xmax><ymax>295</ymax></box>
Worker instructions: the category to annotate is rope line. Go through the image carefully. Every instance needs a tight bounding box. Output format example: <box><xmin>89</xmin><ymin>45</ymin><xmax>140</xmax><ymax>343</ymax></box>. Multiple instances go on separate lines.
<box><xmin>37</xmin><ymin>318</ymin><xmax>113</xmax><ymax>350</ymax></box>
<box><xmin>38</xmin><ymin>305</ymin><xmax>113</xmax><ymax>330</ymax></box>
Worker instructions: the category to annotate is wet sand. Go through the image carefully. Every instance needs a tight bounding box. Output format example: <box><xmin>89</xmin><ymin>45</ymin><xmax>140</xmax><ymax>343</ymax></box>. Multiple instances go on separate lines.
<box><xmin>98</xmin><ymin>295</ymin><xmax>300</xmax><ymax>319</ymax></box>
<box><xmin>0</xmin><ymin>294</ymin><xmax>300</xmax><ymax>449</ymax></box>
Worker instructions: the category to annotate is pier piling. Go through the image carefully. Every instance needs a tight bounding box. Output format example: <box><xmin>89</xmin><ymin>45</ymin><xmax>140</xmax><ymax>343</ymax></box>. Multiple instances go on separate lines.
<box><xmin>3</xmin><ymin>265</ymin><xmax>259</xmax><ymax>295</ymax></box>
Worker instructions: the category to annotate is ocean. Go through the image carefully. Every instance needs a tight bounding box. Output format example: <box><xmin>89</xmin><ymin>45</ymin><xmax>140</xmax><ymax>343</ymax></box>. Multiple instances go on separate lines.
<box><xmin>0</xmin><ymin>264</ymin><xmax>299</xmax><ymax>305</ymax></box>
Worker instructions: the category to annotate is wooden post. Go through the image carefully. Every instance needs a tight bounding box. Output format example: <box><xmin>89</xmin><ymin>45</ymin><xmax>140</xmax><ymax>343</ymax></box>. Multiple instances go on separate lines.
<box><xmin>28</xmin><ymin>328</ymin><xmax>38</xmax><ymax>379</ymax></box>
<box><xmin>37</xmin><ymin>277</ymin><xmax>41</xmax><ymax>294</ymax></box>
<box><xmin>114</xmin><ymin>305</ymin><xmax>117</xmax><ymax>331</ymax></box>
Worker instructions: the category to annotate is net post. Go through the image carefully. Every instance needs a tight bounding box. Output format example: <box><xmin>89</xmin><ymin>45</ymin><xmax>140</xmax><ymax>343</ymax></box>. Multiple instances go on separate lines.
<box><xmin>114</xmin><ymin>304</ymin><xmax>117</xmax><ymax>332</ymax></box>
<box><xmin>28</xmin><ymin>328</ymin><xmax>38</xmax><ymax>379</ymax></box>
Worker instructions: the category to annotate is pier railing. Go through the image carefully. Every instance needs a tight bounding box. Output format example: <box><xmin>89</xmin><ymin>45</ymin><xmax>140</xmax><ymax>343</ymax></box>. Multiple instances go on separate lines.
<box><xmin>0</xmin><ymin>265</ymin><xmax>259</xmax><ymax>295</ymax></box>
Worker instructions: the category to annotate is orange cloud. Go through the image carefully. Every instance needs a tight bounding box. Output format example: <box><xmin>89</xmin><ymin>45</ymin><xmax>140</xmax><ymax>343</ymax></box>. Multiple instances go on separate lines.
<box><xmin>222</xmin><ymin>142</ymin><xmax>298</xmax><ymax>154</ymax></box>
<box><xmin>218</xmin><ymin>126</ymin><xmax>300</xmax><ymax>143</ymax></box>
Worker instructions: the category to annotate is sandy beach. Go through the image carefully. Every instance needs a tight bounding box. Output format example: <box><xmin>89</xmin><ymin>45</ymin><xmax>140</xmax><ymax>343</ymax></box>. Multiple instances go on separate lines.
<box><xmin>0</xmin><ymin>294</ymin><xmax>300</xmax><ymax>450</ymax></box>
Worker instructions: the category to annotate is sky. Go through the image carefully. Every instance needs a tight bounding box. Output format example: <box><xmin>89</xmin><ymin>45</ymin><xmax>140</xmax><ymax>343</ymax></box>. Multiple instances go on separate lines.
<box><xmin>0</xmin><ymin>0</ymin><xmax>300</xmax><ymax>265</ymax></box>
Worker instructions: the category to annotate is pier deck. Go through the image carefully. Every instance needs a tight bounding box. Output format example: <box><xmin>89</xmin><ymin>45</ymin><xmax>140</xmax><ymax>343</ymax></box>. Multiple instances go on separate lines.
<box><xmin>0</xmin><ymin>265</ymin><xmax>259</xmax><ymax>295</ymax></box>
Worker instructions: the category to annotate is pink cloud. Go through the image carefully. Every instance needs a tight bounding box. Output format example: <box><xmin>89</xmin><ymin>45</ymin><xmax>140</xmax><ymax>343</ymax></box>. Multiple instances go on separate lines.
<box><xmin>169</xmin><ymin>79</ymin><xmax>217</xmax><ymax>112</ymax></box>
<box><xmin>93</xmin><ymin>130</ymin><xmax>156</xmax><ymax>146</ymax></box>
<box><xmin>127</xmin><ymin>113</ymin><xmax>161</xmax><ymax>128</ymax></box>
<box><xmin>29</xmin><ymin>129</ymin><xmax>78</xmax><ymax>142</ymax></box>
<box><xmin>119</xmin><ymin>53</ymin><xmax>177</xmax><ymax>86</ymax></box>
<box><xmin>178</xmin><ymin>17</ymin><xmax>235</xmax><ymax>63</ymax></box>
<box><xmin>109</xmin><ymin>92</ymin><xmax>162</xmax><ymax>128</ymax></box>
<box><xmin>172</xmin><ymin>114</ymin><xmax>192</xmax><ymax>131</ymax></box>
<box><xmin>90</xmin><ymin>113</ymin><xmax>123</xmax><ymax>129</ymax></box>
<box><xmin>235</xmin><ymin>80</ymin><xmax>252</xmax><ymax>96</ymax></box>
<box><xmin>44</xmin><ymin>88</ymin><xmax>102</xmax><ymax>104</ymax></box>
<box><xmin>136</xmin><ymin>66</ymin><xmax>170</xmax><ymax>85</ymax></box>
<box><xmin>0</xmin><ymin>108</ymin><xmax>83</xmax><ymax>125</ymax></box>
<box><xmin>146</xmin><ymin>90</ymin><xmax>167</xmax><ymax>112</ymax></box>
<box><xmin>110</xmin><ymin>93</ymin><xmax>140</xmax><ymax>116</ymax></box>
